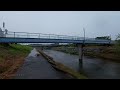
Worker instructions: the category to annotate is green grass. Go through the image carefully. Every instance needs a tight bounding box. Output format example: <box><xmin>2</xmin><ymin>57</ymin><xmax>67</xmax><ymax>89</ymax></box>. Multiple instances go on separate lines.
<box><xmin>0</xmin><ymin>44</ymin><xmax>32</xmax><ymax>78</ymax></box>
<box><xmin>0</xmin><ymin>44</ymin><xmax>32</xmax><ymax>59</ymax></box>
<box><xmin>0</xmin><ymin>44</ymin><xmax>32</xmax><ymax>61</ymax></box>
<box><xmin>8</xmin><ymin>44</ymin><xmax>32</xmax><ymax>55</ymax></box>
<box><xmin>114</xmin><ymin>43</ymin><xmax>120</xmax><ymax>55</ymax></box>
<box><xmin>0</xmin><ymin>44</ymin><xmax>32</xmax><ymax>56</ymax></box>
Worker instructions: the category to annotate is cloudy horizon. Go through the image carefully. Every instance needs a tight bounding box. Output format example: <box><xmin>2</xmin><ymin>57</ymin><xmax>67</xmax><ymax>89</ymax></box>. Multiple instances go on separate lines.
<box><xmin>0</xmin><ymin>11</ymin><xmax>120</xmax><ymax>40</ymax></box>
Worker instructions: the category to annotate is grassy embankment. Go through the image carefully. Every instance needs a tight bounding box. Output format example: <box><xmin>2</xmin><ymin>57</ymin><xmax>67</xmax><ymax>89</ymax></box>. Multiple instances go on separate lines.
<box><xmin>84</xmin><ymin>46</ymin><xmax>120</xmax><ymax>62</ymax></box>
<box><xmin>0</xmin><ymin>44</ymin><xmax>32</xmax><ymax>79</ymax></box>
<box><xmin>52</xmin><ymin>44</ymin><xmax>120</xmax><ymax>63</ymax></box>
<box><xmin>38</xmin><ymin>50</ymin><xmax>87</xmax><ymax>79</ymax></box>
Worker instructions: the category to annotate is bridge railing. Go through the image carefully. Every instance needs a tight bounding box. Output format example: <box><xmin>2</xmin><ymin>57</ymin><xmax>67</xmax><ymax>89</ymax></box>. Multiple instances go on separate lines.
<box><xmin>3</xmin><ymin>31</ymin><xmax>86</xmax><ymax>40</ymax></box>
<box><xmin>1</xmin><ymin>31</ymin><xmax>111</xmax><ymax>42</ymax></box>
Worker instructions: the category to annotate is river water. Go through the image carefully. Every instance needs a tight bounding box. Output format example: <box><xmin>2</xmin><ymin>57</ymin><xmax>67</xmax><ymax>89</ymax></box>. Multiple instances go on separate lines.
<box><xmin>43</xmin><ymin>50</ymin><xmax>120</xmax><ymax>79</ymax></box>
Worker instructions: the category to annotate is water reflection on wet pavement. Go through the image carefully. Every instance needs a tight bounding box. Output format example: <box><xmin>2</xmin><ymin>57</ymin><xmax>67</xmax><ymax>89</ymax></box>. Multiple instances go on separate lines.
<box><xmin>14</xmin><ymin>48</ymin><xmax>72</xmax><ymax>79</ymax></box>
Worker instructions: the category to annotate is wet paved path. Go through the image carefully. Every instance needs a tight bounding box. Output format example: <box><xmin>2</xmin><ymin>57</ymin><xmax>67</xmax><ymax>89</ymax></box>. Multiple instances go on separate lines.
<box><xmin>14</xmin><ymin>48</ymin><xmax>71</xmax><ymax>79</ymax></box>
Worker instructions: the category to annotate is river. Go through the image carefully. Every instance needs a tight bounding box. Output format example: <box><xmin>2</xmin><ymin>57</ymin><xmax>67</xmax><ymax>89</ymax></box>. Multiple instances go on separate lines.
<box><xmin>43</xmin><ymin>50</ymin><xmax>120</xmax><ymax>79</ymax></box>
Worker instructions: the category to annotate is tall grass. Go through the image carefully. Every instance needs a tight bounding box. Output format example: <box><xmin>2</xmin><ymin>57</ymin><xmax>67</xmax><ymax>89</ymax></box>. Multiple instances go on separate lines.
<box><xmin>0</xmin><ymin>44</ymin><xmax>32</xmax><ymax>78</ymax></box>
<box><xmin>9</xmin><ymin>44</ymin><xmax>32</xmax><ymax>55</ymax></box>
<box><xmin>114</xmin><ymin>40</ymin><xmax>120</xmax><ymax>54</ymax></box>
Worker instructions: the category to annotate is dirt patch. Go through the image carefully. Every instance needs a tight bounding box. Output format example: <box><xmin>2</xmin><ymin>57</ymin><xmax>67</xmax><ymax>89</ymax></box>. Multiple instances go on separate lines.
<box><xmin>0</xmin><ymin>55</ymin><xmax>27</xmax><ymax>79</ymax></box>
<box><xmin>0</xmin><ymin>44</ymin><xmax>32</xmax><ymax>79</ymax></box>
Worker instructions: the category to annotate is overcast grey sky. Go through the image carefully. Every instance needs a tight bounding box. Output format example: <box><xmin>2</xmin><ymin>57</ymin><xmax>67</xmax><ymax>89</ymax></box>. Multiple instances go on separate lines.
<box><xmin>0</xmin><ymin>11</ymin><xmax>120</xmax><ymax>40</ymax></box>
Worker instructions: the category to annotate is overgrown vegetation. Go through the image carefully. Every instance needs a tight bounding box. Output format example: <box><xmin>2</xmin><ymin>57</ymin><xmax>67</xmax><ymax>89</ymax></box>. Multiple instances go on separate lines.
<box><xmin>115</xmin><ymin>34</ymin><xmax>120</xmax><ymax>54</ymax></box>
<box><xmin>0</xmin><ymin>44</ymin><xmax>32</xmax><ymax>79</ymax></box>
<box><xmin>95</xmin><ymin>36</ymin><xmax>111</xmax><ymax>40</ymax></box>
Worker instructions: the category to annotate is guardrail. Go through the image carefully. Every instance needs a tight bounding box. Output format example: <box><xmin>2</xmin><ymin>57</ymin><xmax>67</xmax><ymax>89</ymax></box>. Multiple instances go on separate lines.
<box><xmin>0</xmin><ymin>31</ymin><xmax>111</xmax><ymax>42</ymax></box>
<box><xmin>1</xmin><ymin>31</ymin><xmax>91</xmax><ymax>40</ymax></box>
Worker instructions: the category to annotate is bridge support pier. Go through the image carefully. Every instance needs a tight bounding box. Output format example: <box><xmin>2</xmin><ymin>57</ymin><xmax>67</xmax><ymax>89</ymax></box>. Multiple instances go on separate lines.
<box><xmin>78</xmin><ymin>44</ymin><xmax>83</xmax><ymax>70</ymax></box>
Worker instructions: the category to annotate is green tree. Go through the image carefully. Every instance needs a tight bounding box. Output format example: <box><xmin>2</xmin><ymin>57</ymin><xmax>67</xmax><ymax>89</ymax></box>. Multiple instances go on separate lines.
<box><xmin>116</xmin><ymin>34</ymin><xmax>120</xmax><ymax>46</ymax></box>
<box><xmin>95</xmin><ymin>36</ymin><xmax>111</xmax><ymax>40</ymax></box>
<box><xmin>115</xmin><ymin>34</ymin><xmax>120</xmax><ymax>54</ymax></box>
<box><xmin>116</xmin><ymin>33</ymin><xmax>120</xmax><ymax>39</ymax></box>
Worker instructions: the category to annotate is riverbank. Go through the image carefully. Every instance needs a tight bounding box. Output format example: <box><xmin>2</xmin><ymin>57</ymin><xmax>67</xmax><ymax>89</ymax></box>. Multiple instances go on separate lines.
<box><xmin>0</xmin><ymin>44</ymin><xmax>32</xmax><ymax>79</ymax></box>
<box><xmin>84</xmin><ymin>46</ymin><xmax>120</xmax><ymax>62</ymax></box>
<box><xmin>52</xmin><ymin>45</ymin><xmax>120</xmax><ymax>63</ymax></box>
<box><xmin>38</xmin><ymin>50</ymin><xmax>87</xmax><ymax>79</ymax></box>
<box><xmin>43</xmin><ymin>50</ymin><xmax>120</xmax><ymax>79</ymax></box>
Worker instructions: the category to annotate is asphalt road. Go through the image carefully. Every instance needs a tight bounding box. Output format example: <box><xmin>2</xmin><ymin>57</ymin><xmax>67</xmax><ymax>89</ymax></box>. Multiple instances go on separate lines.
<box><xmin>14</xmin><ymin>48</ymin><xmax>72</xmax><ymax>79</ymax></box>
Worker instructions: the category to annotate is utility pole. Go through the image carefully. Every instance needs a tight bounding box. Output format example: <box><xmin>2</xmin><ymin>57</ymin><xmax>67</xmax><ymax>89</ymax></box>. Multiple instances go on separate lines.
<box><xmin>77</xmin><ymin>28</ymin><xmax>86</xmax><ymax>71</ymax></box>
<box><xmin>110</xmin><ymin>34</ymin><xmax>111</xmax><ymax>40</ymax></box>
<box><xmin>3</xmin><ymin>22</ymin><xmax>5</xmax><ymax>31</ymax></box>
<box><xmin>83</xmin><ymin>27</ymin><xmax>85</xmax><ymax>42</ymax></box>
<box><xmin>3</xmin><ymin>22</ymin><xmax>6</xmax><ymax>37</ymax></box>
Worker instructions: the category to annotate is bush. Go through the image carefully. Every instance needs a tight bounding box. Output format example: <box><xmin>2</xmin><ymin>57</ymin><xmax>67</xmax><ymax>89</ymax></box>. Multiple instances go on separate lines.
<box><xmin>114</xmin><ymin>34</ymin><xmax>120</xmax><ymax>54</ymax></box>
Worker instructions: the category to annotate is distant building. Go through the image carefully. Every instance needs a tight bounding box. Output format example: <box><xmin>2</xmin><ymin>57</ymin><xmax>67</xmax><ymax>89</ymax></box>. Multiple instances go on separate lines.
<box><xmin>0</xmin><ymin>28</ymin><xmax>4</xmax><ymax>37</ymax></box>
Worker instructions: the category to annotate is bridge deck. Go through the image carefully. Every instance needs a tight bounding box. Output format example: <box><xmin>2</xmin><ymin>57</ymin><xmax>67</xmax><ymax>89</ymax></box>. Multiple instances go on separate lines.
<box><xmin>0</xmin><ymin>37</ymin><xmax>111</xmax><ymax>44</ymax></box>
<box><xmin>0</xmin><ymin>31</ymin><xmax>112</xmax><ymax>44</ymax></box>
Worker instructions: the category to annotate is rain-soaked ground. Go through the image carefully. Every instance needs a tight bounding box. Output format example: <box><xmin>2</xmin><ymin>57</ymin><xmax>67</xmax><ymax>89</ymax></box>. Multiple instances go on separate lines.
<box><xmin>14</xmin><ymin>48</ymin><xmax>73</xmax><ymax>79</ymax></box>
<box><xmin>44</xmin><ymin>50</ymin><xmax>120</xmax><ymax>79</ymax></box>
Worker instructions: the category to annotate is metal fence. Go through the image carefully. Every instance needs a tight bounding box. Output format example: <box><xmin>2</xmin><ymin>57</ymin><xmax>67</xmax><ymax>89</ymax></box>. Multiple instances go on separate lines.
<box><xmin>1</xmin><ymin>31</ymin><xmax>110</xmax><ymax>42</ymax></box>
<box><xmin>2</xmin><ymin>31</ymin><xmax>87</xmax><ymax>40</ymax></box>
